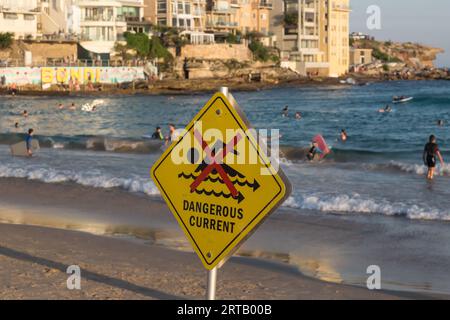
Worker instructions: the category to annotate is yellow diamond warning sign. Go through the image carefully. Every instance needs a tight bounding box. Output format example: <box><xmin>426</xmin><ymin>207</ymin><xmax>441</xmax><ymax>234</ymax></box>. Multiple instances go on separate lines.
<box><xmin>151</xmin><ymin>92</ymin><xmax>291</xmax><ymax>270</ymax></box>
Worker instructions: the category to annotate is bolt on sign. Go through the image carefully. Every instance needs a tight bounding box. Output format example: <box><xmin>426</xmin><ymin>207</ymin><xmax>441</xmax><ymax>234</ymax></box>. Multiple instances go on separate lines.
<box><xmin>151</xmin><ymin>92</ymin><xmax>292</xmax><ymax>270</ymax></box>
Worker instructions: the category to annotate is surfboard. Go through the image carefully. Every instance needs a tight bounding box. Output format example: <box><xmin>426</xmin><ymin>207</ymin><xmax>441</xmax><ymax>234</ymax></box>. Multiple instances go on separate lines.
<box><xmin>10</xmin><ymin>140</ymin><xmax>40</xmax><ymax>157</ymax></box>
<box><xmin>312</xmin><ymin>135</ymin><xmax>330</xmax><ymax>160</ymax></box>
<box><xmin>392</xmin><ymin>97</ymin><xmax>413</xmax><ymax>104</ymax></box>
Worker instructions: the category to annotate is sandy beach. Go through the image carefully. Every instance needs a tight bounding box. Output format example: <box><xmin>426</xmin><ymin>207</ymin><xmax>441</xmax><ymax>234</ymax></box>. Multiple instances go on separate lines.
<box><xmin>0</xmin><ymin>177</ymin><xmax>446</xmax><ymax>300</ymax></box>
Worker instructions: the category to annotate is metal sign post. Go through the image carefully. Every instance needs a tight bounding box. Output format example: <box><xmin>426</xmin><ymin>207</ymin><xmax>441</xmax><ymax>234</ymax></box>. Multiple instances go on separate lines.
<box><xmin>206</xmin><ymin>266</ymin><xmax>217</xmax><ymax>300</ymax></box>
<box><xmin>204</xmin><ymin>86</ymin><xmax>228</xmax><ymax>301</ymax></box>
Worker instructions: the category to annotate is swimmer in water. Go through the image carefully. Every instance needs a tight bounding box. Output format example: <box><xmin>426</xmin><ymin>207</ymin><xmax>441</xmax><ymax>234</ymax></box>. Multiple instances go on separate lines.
<box><xmin>22</xmin><ymin>110</ymin><xmax>28</xmax><ymax>117</ymax></box>
<box><xmin>295</xmin><ymin>112</ymin><xmax>302</xmax><ymax>120</ymax></box>
<box><xmin>58</xmin><ymin>103</ymin><xmax>64</xmax><ymax>110</ymax></box>
<box><xmin>282</xmin><ymin>106</ymin><xmax>289</xmax><ymax>117</ymax></box>
<box><xmin>69</xmin><ymin>103</ymin><xmax>76</xmax><ymax>110</ymax></box>
<box><xmin>340</xmin><ymin>129</ymin><xmax>348</xmax><ymax>142</ymax></box>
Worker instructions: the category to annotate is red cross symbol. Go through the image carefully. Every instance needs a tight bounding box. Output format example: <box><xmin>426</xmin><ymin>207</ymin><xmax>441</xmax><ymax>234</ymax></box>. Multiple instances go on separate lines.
<box><xmin>190</xmin><ymin>129</ymin><xmax>242</xmax><ymax>199</ymax></box>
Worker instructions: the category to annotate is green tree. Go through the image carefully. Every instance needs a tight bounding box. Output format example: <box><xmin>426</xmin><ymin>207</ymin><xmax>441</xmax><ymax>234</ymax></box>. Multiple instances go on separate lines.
<box><xmin>249</xmin><ymin>40</ymin><xmax>271</xmax><ymax>62</ymax></box>
<box><xmin>149</xmin><ymin>36</ymin><xmax>172</xmax><ymax>61</ymax></box>
<box><xmin>283</xmin><ymin>12</ymin><xmax>299</xmax><ymax>26</ymax></box>
<box><xmin>124</xmin><ymin>32</ymin><xmax>150</xmax><ymax>57</ymax></box>
<box><xmin>0</xmin><ymin>32</ymin><xmax>13</xmax><ymax>49</ymax></box>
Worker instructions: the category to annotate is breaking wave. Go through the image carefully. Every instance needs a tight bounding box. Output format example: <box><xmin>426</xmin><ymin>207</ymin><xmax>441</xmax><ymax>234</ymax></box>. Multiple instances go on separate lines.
<box><xmin>0</xmin><ymin>133</ymin><xmax>164</xmax><ymax>154</ymax></box>
<box><xmin>282</xmin><ymin>193</ymin><xmax>450</xmax><ymax>221</ymax></box>
<box><xmin>364</xmin><ymin>161</ymin><xmax>450</xmax><ymax>177</ymax></box>
<box><xmin>0</xmin><ymin>163</ymin><xmax>160</xmax><ymax>196</ymax></box>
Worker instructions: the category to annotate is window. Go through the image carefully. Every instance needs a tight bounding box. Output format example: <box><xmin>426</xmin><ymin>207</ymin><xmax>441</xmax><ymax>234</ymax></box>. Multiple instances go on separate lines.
<box><xmin>158</xmin><ymin>1</ymin><xmax>167</xmax><ymax>14</ymax></box>
<box><xmin>3</xmin><ymin>13</ymin><xmax>18</xmax><ymax>19</ymax></box>
<box><xmin>24</xmin><ymin>14</ymin><xmax>35</xmax><ymax>21</ymax></box>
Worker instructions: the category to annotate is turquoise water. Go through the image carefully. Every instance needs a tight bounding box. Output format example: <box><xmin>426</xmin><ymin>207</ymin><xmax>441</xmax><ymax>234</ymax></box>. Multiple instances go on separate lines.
<box><xmin>0</xmin><ymin>80</ymin><xmax>449</xmax><ymax>221</ymax></box>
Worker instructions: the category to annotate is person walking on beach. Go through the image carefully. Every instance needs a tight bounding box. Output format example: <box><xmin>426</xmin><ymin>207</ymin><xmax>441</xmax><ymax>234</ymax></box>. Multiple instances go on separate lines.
<box><xmin>423</xmin><ymin>135</ymin><xmax>445</xmax><ymax>180</ymax></box>
<box><xmin>151</xmin><ymin>127</ymin><xmax>164</xmax><ymax>140</ymax></box>
<box><xmin>26</xmin><ymin>128</ymin><xmax>34</xmax><ymax>157</ymax></box>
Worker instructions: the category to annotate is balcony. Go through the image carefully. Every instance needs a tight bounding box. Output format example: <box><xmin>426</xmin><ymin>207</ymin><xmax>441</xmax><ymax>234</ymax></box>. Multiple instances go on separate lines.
<box><xmin>230</xmin><ymin>0</ymin><xmax>241</xmax><ymax>7</ymax></box>
<box><xmin>332</xmin><ymin>3</ymin><xmax>351</xmax><ymax>12</ymax></box>
<box><xmin>81</xmin><ymin>15</ymin><xmax>115</xmax><ymax>22</ymax></box>
<box><xmin>206</xmin><ymin>21</ymin><xmax>238</xmax><ymax>29</ymax></box>
<box><xmin>258</xmin><ymin>1</ymin><xmax>272</xmax><ymax>9</ymax></box>
<box><xmin>125</xmin><ymin>16</ymin><xmax>150</xmax><ymax>25</ymax></box>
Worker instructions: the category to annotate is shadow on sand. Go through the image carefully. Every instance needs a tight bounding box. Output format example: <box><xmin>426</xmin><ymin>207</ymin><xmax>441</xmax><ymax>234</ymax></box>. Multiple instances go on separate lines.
<box><xmin>0</xmin><ymin>245</ymin><xmax>182</xmax><ymax>300</ymax></box>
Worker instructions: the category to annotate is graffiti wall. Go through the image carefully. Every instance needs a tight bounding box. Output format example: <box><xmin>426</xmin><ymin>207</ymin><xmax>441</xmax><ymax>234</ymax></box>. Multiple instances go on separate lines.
<box><xmin>0</xmin><ymin>68</ymin><xmax>41</xmax><ymax>85</ymax></box>
<box><xmin>0</xmin><ymin>67</ymin><xmax>145</xmax><ymax>85</ymax></box>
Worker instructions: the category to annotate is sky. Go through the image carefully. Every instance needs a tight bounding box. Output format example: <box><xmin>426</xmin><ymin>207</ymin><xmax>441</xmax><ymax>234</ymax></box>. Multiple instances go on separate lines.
<box><xmin>350</xmin><ymin>0</ymin><xmax>450</xmax><ymax>67</ymax></box>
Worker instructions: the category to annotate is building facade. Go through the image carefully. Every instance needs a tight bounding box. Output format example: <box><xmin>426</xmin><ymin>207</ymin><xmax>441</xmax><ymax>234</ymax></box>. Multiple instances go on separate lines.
<box><xmin>150</xmin><ymin>0</ymin><xmax>206</xmax><ymax>31</ymax></box>
<box><xmin>0</xmin><ymin>0</ymin><xmax>40</xmax><ymax>39</ymax></box>
<box><xmin>323</xmin><ymin>0</ymin><xmax>350</xmax><ymax>77</ymax></box>
<box><xmin>270</xmin><ymin>0</ymin><xmax>350</xmax><ymax>77</ymax></box>
<box><xmin>350</xmin><ymin>47</ymin><xmax>372</xmax><ymax>66</ymax></box>
<box><xmin>204</xmin><ymin>0</ymin><xmax>272</xmax><ymax>36</ymax></box>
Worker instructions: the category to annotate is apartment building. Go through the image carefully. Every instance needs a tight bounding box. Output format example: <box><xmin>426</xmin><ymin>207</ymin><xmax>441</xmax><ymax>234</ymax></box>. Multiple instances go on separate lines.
<box><xmin>235</xmin><ymin>0</ymin><xmax>272</xmax><ymax>36</ymax></box>
<box><xmin>270</xmin><ymin>0</ymin><xmax>350</xmax><ymax>77</ymax></box>
<box><xmin>150</xmin><ymin>0</ymin><xmax>205</xmax><ymax>31</ymax></box>
<box><xmin>204</xmin><ymin>0</ymin><xmax>272</xmax><ymax>36</ymax></box>
<box><xmin>37</xmin><ymin>1</ymin><xmax>148</xmax><ymax>40</ymax></box>
<box><xmin>0</xmin><ymin>0</ymin><xmax>40</xmax><ymax>39</ymax></box>
<box><xmin>146</xmin><ymin>0</ymin><xmax>213</xmax><ymax>44</ymax></box>
<box><xmin>322</xmin><ymin>0</ymin><xmax>349</xmax><ymax>77</ymax></box>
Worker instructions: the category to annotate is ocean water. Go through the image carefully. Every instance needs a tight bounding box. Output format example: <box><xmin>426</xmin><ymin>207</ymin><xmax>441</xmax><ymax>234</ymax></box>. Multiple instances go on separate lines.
<box><xmin>0</xmin><ymin>80</ymin><xmax>448</xmax><ymax>222</ymax></box>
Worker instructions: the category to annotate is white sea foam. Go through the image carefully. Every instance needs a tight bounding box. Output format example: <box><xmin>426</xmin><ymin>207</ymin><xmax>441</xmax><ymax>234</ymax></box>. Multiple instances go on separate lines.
<box><xmin>369</xmin><ymin>161</ymin><xmax>450</xmax><ymax>176</ymax></box>
<box><xmin>0</xmin><ymin>164</ymin><xmax>160</xmax><ymax>196</ymax></box>
<box><xmin>282</xmin><ymin>193</ymin><xmax>450</xmax><ymax>221</ymax></box>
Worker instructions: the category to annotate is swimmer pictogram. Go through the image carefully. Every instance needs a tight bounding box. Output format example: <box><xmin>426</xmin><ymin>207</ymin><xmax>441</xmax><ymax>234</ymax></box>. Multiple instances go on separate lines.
<box><xmin>178</xmin><ymin>129</ymin><xmax>259</xmax><ymax>203</ymax></box>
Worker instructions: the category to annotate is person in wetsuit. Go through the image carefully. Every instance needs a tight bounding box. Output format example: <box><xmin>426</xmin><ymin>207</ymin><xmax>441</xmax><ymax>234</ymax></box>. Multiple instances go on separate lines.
<box><xmin>151</xmin><ymin>126</ymin><xmax>164</xmax><ymax>140</ymax></box>
<box><xmin>423</xmin><ymin>135</ymin><xmax>445</xmax><ymax>180</ymax></box>
<box><xmin>307</xmin><ymin>141</ymin><xmax>319</xmax><ymax>161</ymax></box>
<box><xmin>26</xmin><ymin>128</ymin><xmax>34</xmax><ymax>157</ymax></box>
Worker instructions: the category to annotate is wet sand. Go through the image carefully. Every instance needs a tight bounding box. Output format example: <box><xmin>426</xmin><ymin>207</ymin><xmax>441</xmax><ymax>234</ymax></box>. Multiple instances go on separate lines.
<box><xmin>0</xmin><ymin>177</ymin><xmax>446</xmax><ymax>299</ymax></box>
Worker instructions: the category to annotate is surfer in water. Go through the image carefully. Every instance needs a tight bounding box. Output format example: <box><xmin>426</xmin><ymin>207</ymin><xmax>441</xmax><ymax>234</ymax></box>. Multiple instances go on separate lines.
<box><xmin>151</xmin><ymin>126</ymin><xmax>164</xmax><ymax>140</ymax></box>
<box><xmin>378</xmin><ymin>105</ymin><xmax>392</xmax><ymax>113</ymax></box>
<box><xmin>26</xmin><ymin>128</ymin><xmax>34</xmax><ymax>157</ymax></box>
<box><xmin>307</xmin><ymin>141</ymin><xmax>320</xmax><ymax>161</ymax></box>
<box><xmin>423</xmin><ymin>135</ymin><xmax>445</xmax><ymax>180</ymax></box>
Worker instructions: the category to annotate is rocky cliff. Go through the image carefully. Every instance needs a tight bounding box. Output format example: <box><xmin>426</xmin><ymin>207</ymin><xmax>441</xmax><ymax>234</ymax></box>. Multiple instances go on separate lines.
<box><xmin>353</xmin><ymin>39</ymin><xmax>444</xmax><ymax>68</ymax></box>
